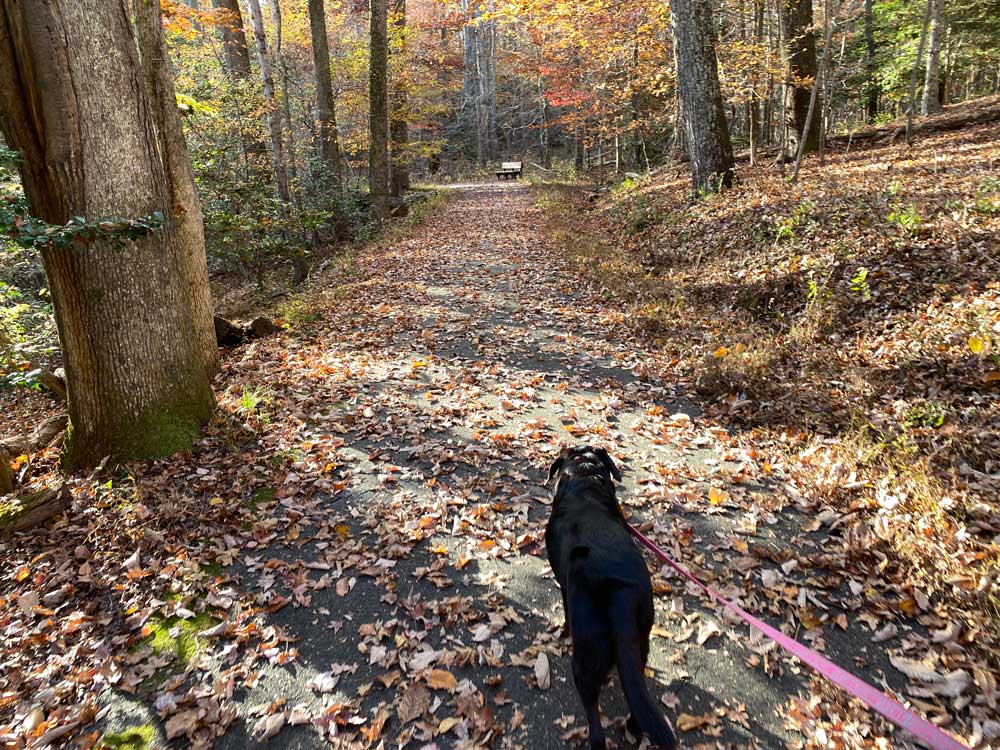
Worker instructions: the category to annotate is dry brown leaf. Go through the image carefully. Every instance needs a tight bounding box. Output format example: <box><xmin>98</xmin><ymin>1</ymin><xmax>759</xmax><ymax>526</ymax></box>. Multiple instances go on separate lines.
<box><xmin>426</xmin><ymin>668</ymin><xmax>458</xmax><ymax>691</ymax></box>
<box><xmin>534</xmin><ymin>651</ymin><xmax>551</xmax><ymax>689</ymax></box>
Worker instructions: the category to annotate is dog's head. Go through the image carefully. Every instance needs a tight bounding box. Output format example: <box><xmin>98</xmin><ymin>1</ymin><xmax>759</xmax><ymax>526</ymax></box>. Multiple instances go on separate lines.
<box><xmin>547</xmin><ymin>445</ymin><xmax>623</xmax><ymax>485</ymax></box>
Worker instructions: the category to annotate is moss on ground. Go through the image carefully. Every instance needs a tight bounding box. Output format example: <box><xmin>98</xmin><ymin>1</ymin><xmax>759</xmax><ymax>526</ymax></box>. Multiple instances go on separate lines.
<box><xmin>143</xmin><ymin>612</ymin><xmax>217</xmax><ymax>666</ymax></box>
<box><xmin>98</xmin><ymin>725</ymin><xmax>156</xmax><ymax>750</ymax></box>
<box><xmin>248</xmin><ymin>485</ymin><xmax>276</xmax><ymax>514</ymax></box>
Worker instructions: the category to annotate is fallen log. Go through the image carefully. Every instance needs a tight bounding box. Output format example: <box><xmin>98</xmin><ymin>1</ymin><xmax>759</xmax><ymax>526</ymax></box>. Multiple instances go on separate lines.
<box><xmin>214</xmin><ymin>315</ymin><xmax>245</xmax><ymax>347</ymax></box>
<box><xmin>1</xmin><ymin>414</ymin><xmax>68</xmax><ymax>456</ymax></box>
<box><xmin>214</xmin><ymin>315</ymin><xmax>282</xmax><ymax>347</ymax></box>
<box><xmin>23</xmin><ymin>362</ymin><xmax>67</xmax><ymax>401</ymax></box>
<box><xmin>0</xmin><ymin>484</ymin><xmax>68</xmax><ymax>535</ymax></box>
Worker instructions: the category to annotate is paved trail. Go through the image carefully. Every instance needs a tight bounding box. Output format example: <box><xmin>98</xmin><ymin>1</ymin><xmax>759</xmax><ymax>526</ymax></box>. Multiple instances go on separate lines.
<box><xmin>105</xmin><ymin>183</ymin><xmax>907</xmax><ymax>749</ymax></box>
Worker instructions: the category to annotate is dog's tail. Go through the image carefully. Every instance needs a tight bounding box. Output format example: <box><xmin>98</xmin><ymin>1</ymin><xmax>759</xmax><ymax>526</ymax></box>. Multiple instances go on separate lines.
<box><xmin>610</xmin><ymin>589</ymin><xmax>677</xmax><ymax>750</ymax></box>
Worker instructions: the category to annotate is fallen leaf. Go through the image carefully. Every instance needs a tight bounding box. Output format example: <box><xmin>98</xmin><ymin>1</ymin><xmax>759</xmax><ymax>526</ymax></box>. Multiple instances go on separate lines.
<box><xmin>426</xmin><ymin>669</ymin><xmax>458</xmax><ymax>692</ymax></box>
<box><xmin>534</xmin><ymin>652</ymin><xmax>551</xmax><ymax>689</ymax></box>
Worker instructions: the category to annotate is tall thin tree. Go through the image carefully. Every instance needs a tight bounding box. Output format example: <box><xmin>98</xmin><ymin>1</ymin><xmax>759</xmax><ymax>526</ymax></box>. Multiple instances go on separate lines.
<box><xmin>921</xmin><ymin>0</ymin><xmax>945</xmax><ymax>114</ymax></box>
<box><xmin>211</xmin><ymin>0</ymin><xmax>267</xmax><ymax>178</ymax></box>
<box><xmin>390</xmin><ymin>0</ymin><xmax>410</xmax><ymax>198</ymax></box>
<box><xmin>906</xmin><ymin>0</ymin><xmax>933</xmax><ymax>143</ymax></box>
<box><xmin>247</xmin><ymin>0</ymin><xmax>292</xmax><ymax>213</ymax></box>
<box><xmin>864</xmin><ymin>0</ymin><xmax>879</xmax><ymax>121</ymax></box>
<box><xmin>670</xmin><ymin>0</ymin><xmax>736</xmax><ymax>191</ymax></box>
<box><xmin>369</xmin><ymin>0</ymin><xmax>390</xmax><ymax>220</ymax></box>
<box><xmin>308</xmin><ymin>0</ymin><xmax>344</xmax><ymax>185</ymax></box>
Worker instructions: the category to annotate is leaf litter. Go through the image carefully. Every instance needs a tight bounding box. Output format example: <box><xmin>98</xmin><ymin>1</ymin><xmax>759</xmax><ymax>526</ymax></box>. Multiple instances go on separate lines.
<box><xmin>0</xmin><ymin>169</ymin><xmax>994</xmax><ymax>749</ymax></box>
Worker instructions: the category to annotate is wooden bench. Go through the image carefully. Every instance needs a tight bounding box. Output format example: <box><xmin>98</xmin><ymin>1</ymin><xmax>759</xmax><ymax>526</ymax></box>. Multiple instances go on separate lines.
<box><xmin>495</xmin><ymin>161</ymin><xmax>523</xmax><ymax>180</ymax></box>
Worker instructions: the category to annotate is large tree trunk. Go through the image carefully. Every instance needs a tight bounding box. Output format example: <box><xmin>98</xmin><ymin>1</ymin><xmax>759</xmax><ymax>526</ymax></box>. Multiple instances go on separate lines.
<box><xmin>369</xmin><ymin>0</ymin><xmax>390</xmax><ymax>220</ymax></box>
<box><xmin>134</xmin><ymin>0</ymin><xmax>218</xmax><ymax>381</ymax></box>
<box><xmin>308</xmin><ymin>0</ymin><xmax>343</xmax><ymax>186</ymax></box>
<box><xmin>670</xmin><ymin>0</ymin><xmax>735</xmax><ymax>192</ymax></box>
<box><xmin>779</xmin><ymin>0</ymin><xmax>821</xmax><ymax>156</ymax></box>
<box><xmin>0</xmin><ymin>0</ymin><xmax>217</xmax><ymax>469</ymax></box>
<box><xmin>921</xmin><ymin>0</ymin><xmax>945</xmax><ymax>114</ymax></box>
<box><xmin>389</xmin><ymin>0</ymin><xmax>410</xmax><ymax>197</ymax></box>
<box><xmin>247</xmin><ymin>0</ymin><xmax>292</xmax><ymax>214</ymax></box>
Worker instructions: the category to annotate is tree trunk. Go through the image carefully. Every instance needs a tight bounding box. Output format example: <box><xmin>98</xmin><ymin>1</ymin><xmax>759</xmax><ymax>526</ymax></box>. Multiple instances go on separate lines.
<box><xmin>906</xmin><ymin>0</ymin><xmax>933</xmax><ymax>143</ymax></box>
<box><xmin>307</xmin><ymin>0</ymin><xmax>343</xmax><ymax>186</ymax></box>
<box><xmin>247</xmin><ymin>0</ymin><xmax>292</xmax><ymax>214</ymax></box>
<box><xmin>0</xmin><ymin>0</ymin><xmax>216</xmax><ymax>469</ymax></box>
<box><xmin>211</xmin><ymin>0</ymin><xmax>253</xmax><ymax>78</ymax></box>
<box><xmin>779</xmin><ymin>0</ymin><xmax>821</xmax><ymax>156</ymax></box>
<box><xmin>749</xmin><ymin>0</ymin><xmax>764</xmax><ymax>165</ymax></box>
<box><xmin>864</xmin><ymin>0</ymin><xmax>879</xmax><ymax>121</ymax></box>
<box><xmin>793</xmin><ymin>0</ymin><xmax>840</xmax><ymax>180</ymax></box>
<box><xmin>134</xmin><ymin>0</ymin><xmax>218</xmax><ymax>381</ymax></box>
<box><xmin>670</xmin><ymin>0</ymin><xmax>735</xmax><ymax>192</ymax></box>
<box><xmin>389</xmin><ymin>0</ymin><xmax>410</xmax><ymax>198</ymax></box>
<box><xmin>211</xmin><ymin>0</ymin><xmax>267</xmax><ymax>177</ymax></box>
<box><xmin>921</xmin><ymin>0</ymin><xmax>944</xmax><ymax>114</ymax></box>
<box><xmin>369</xmin><ymin>0</ymin><xmax>390</xmax><ymax>220</ymax></box>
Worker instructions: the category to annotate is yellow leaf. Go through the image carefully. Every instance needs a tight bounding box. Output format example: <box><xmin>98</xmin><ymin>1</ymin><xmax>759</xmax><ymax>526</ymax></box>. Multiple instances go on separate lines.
<box><xmin>713</xmin><ymin>346</ymin><xmax>729</xmax><ymax>358</ymax></box>
<box><xmin>438</xmin><ymin>717</ymin><xmax>461</xmax><ymax>734</ymax></box>
<box><xmin>969</xmin><ymin>335</ymin><xmax>985</xmax><ymax>354</ymax></box>
<box><xmin>334</xmin><ymin>524</ymin><xmax>351</xmax><ymax>539</ymax></box>
<box><xmin>708</xmin><ymin>487</ymin><xmax>727</xmax><ymax>506</ymax></box>
<box><xmin>208</xmin><ymin>496</ymin><xmax>224</xmax><ymax>506</ymax></box>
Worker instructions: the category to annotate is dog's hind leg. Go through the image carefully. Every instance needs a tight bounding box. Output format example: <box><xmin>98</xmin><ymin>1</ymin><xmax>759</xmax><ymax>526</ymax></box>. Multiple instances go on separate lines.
<box><xmin>568</xmin><ymin>585</ymin><xmax>614</xmax><ymax>750</ymax></box>
<box><xmin>611</xmin><ymin>588</ymin><xmax>676</xmax><ymax>749</ymax></box>
<box><xmin>572</xmin><ymin>644</ymin><xmax>611</xmax><ymax>750</ymax></box>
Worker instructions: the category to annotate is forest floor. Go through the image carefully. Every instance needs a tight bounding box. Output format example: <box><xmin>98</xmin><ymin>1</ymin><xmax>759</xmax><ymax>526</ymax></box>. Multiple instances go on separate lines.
<box><xmin>2</xmin><ymin>105</ymin><xmax>998</xmax><ymax>750</ymax></box>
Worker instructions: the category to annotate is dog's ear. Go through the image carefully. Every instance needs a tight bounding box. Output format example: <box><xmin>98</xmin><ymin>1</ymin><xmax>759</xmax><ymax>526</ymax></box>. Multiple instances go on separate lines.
<box><xmin>547</xmin><ymin>455</ymin><xmax>565</xmax><ymax>483</ymax></box>
<box><xmin>594</xmin><ymin>447</ymin><xmax>623</xmax><ymax>481</ymax></box>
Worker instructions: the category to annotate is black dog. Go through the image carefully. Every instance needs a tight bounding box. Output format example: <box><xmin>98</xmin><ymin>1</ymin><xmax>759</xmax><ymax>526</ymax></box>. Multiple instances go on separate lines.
<box><xmin>545</xmin><ymin>446</ymin><xmax>676</xmax><ymax>750</ymax></box>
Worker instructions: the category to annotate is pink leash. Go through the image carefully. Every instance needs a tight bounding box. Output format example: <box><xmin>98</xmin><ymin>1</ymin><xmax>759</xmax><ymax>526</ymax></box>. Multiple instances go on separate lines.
<box><xmin>626</xmin><ymin>522</ymin><xmax>969</xmax><ymax>750</ymax></box>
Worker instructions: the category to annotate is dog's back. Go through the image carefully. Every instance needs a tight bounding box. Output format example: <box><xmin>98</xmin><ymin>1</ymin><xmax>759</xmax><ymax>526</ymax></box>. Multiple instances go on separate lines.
<box><xmin>546</xmin><ymin>474</ymin><xmax>651</xmax><ymax>598</ymax></box>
